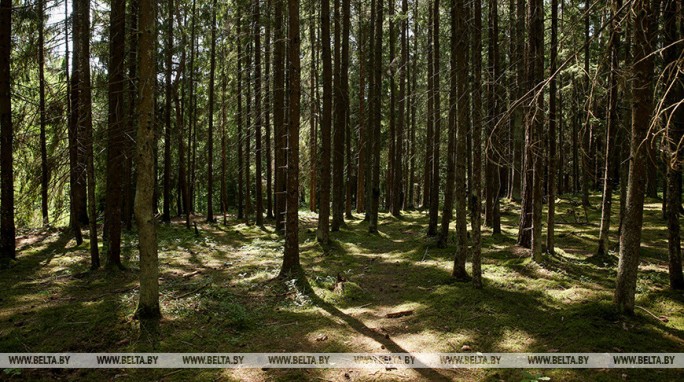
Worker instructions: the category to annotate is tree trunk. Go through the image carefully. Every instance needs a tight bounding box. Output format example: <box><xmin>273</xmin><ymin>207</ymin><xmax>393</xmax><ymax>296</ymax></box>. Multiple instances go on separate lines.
<box><xmin>38</xmin><ymin>0</ymin><xmax>49</xmax><ymax>226</ymax></box>
<box><xmin>488</xmin><ymin>0</ymin><xmax>501</xmax><ymax>234</ymax></box>
<box><xmin>342</xmin><ymin>0</ymin><xmax>352</xmax><ymax>220</ymax></box>
<box><xmin>472</xmin><ymin>0</ymin><xmax>484</xmax><ymax>287</ymax></box>
<box><xmin>237</xmin><ymin>11</ymin><xmax>245</xmax><ymax>220</ymax></box>
<box><xmin>317</xmin><ymin>0</ymin><xmax>332</xmax><ymax>243</ymax></box>
<box><xmin>427</xmin><ymin>0</ymin><xmax>441</xmax><ymax>237</ymax></box>
<box><xmin>451</xmin><ymin>0</ymin><xmax>469</xmax><ymax>279</ymax></box>
<box><xmin>664</xmin><ymin>0</ymin><xmax>684</xmax><ymax>289</ymax></box>
<box><xmin>356</xmin><ymin>0</ymin><xmax>366</xmax><ymax>214</ymax></box>
<box><xmin>423</xmin><ymin>0</ymin><xmax>434</xmax><ymax>211</ymax></box>
<box><xmin>547</xmin><ymin>0</ymin><xmax>559</xmax><ymax>254</ymax></box>
<box><xmin>597</xmin><ymin>0</ymin><xmax>622</xmax><ymax>258</ymax></box>
<box><xmin>105</xmin><ymin>0</ymin><xmax>126</xmax><ymax>268</ymax></box>
<box><xmin>528</xmin><ymin>0</ymin><xmax>544</xmax><ymax>262</ymax></box>
<box><xmin>207</xmin><ymin>0</ymin><xmax>217</xmax><ymax>223</ymax></box>
<box><xmin>392</xmin><ymin>0</ymin><xmax>407</xmax><ymax>217</ymax></box>
<box><xmin>368</xmin><ymin>0</ymin><xmax>383</xmax><ymax>233</ymax></box>
<box><xmin>265</xmin><ymin>0</ymin><xmax>273</xmax><ymax>220</ymax></box>
<box><xmin>273</xmin><ymin>0</ymin><xmax>286</xmax><ymax>232</ymax></box>
<box><xmin>162</xmin><ymin>0</ymin><xmax>173</xmax><ymax>223</ymax></box>
<box><xmin>0</xmin><ymin>0</ymin><xmax>14</xmax><ymax>264</ymax></box>
<box><xmin>134</xmin><ymin>0</ymin><xmax>160</xmax><ymax>320</ymax></box>
<box><xmin>76</xmin><ymin>0</ymin><xmax>99</xmax><ymax>269</ymax></box>
<box><xmin>332</xmin><ymin>0</ymin><xmax>345</xmax><ymax>230</ymax></box>
<box><xmin>615</xmin><ymin>0</ymin><xmax>654</xmax><ymax>314</ymax></box>
<box><xmin>253</xmin><ymin>0</ymin><xmax>264</xmax><ymax>226</ymax></box>
<box><xmin>308</xmin><ymin>0</ymin><xmax>317</xmax><ymax>212</ymax></box>
<box><xmin>280</xmin><ymin>0</ymin><xmax>303</xmax><ymax>278</ymax></box>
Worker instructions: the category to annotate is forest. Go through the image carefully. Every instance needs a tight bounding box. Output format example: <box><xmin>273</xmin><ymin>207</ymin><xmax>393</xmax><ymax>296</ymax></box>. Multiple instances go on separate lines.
<box><xmin>0</xmin><ymin>0</ymin><xmax>683</xmax><ymax>380</ymax></box>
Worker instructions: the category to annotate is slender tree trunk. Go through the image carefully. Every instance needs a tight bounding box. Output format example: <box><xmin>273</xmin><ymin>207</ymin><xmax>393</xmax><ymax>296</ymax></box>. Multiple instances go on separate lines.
<box><xmin>0</xmin><ymin>0</ymin><xmax>14</xmax><ymax>264</ymax></box>
<box><xmin>368</xmin><ymin>0</ymin><xmax>383</xmax><ymax>233</ymax></box>
<box><xmin>187</xmin><ymin>0</ymin><xmax>197</xmax><ymax>214</ymax></box>
<box><xmin>529</xmin><ymin>0</ymin><xmax>544</xmax><ymax>262</ymax></box>
<box><xmin>664</xmin><ymin>0</ymin><xmax>684</xmax><ymax>289</ymax></box>
<box><xmin>253</xmin><ymin>0</ymin><xmax>264</xmax><ymax>226</ymax></box>
<box><xmin>440</xmin><ymin>0</ymin><xmax>457</xmax><ymax>249</ymax></box>
<box><xmin>162</xmin><ymin>0</ymin><xmax>173</xmax><ymax>223</ymax></box>
<box><xmin>76</xmin><ymin>0</ymin><xmax>99</xmax><ymax>269</ymax></box>
<box><xmin>547</xmin><ymin>0</ymin><xmax>559</xmax><ymax>254</ymax></box>
<box><xmin>615</xmin><ymin>0</ymin><xmax>654</xmax><ymax>314</ymax></box>
<box><xmin>207</xmin><ymin>0</ymin><xmax>217</xmax><ymax>222</ymax></box>
<box><xmin>423</xmin><ymin>0</ymin><xmax>434</xmax><ymax>211</ymax></box>
<box><xmin>427</xmin><ymin>0</ymin><xmax>441</xmax><ymax>237</ymax></box>
<box><xmin>134</xmin><ymin>0</ymin><xmax>160</xmax><ymax>320</ymax></box>
<box><xmin>408</xmin><ymin>0</ymin><xmax>418</xmax><ymax>210</ymax></box>
<box><xmin>342</xmin><ymin>0</ymin><xmax>352</xmax><ymax>220</ymax></box>
<box><xmin>597</xmin><ymin>0</ymin><xmax>622</xmax><ymax>258</ymax></box>
<box><xmin>221</xmin><ymin>49</ymin><xmax>228</xmax><ymax>225</ymax></box>
<box><xmin>105</xmin><ymin>0</ymin><xmax>126</xmax><ymax>268</ymax></box>
<box><xmin>122</xmin><ymin>0</ymin><xmax>138</xmax><ymax>231</ymax></box>
<box><xmin>356</xmin><ymin>0</ymin><xmax>367</xmax><ymax>214</ymax></box>
<box><xmin>317</xmin><ymin>0</ymin><xmax>332</xmax><ymax>243</ymax></box>
<box><xmin>237</xmin><ymin>12</ymin><xmax>245</xmax><ymax>220</ymax></box>
<box><xmin>581</xmin><ymin>0</ymin><xmax>591</xmax><ymax>208</ymax></box>
<box><xmin>392</xmin><ymin>0</ymin><xmax>407</xmax><ymax>217</ymax></box>
<box><xmin>488</xmin><ymin>0</ymin><xmax>501</xmax><ymax>234</ymax></box>
<box><xmin>265</xmin><ymin>0</ymin><xmax>274</xmax><ymax>219</ymax></box>
<box><xmin>274</xmin><ymin>0</ymin><xmax>286</xmax><ymax>232</ymax></box>
<box><xmin>38</xmin><ymin>0</ymin><xmax>49</xmax><ymax>226</ymax></box>
<box><xmin>280</xmin><ymin>0</ymin><xmax>303</xmax><ymax>278</ymax></box>
<box><xmin>332</xmin><ymin>0</ymin><xmax>345</xmax><ymax>230</ymax></box>
<box><xmin>472</xmin><ymin>0</ymin><xmax>483</xmax><ymax>288</ymax></box>
<box><xmin>308</xmin><ymin>0</ymin><xmax>317</xmax><ymax>212</ymax></box>
<box><xmin>451</xmin><ymin>0</ymin><xmax>468</xmax><ymax>279</ymax></box>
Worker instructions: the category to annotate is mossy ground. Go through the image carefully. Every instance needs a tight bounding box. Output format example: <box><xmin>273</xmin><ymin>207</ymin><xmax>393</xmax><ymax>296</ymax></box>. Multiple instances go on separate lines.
<box><xmin>1</xmin><ymin>194</ymin><xmax>682</xmax><ymax>381</ymax></box>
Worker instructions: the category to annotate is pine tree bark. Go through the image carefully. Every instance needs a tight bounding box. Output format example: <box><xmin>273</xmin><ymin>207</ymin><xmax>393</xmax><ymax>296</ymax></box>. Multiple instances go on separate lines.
<box><xmin>265</xmin><ymin>0</ymin><xmax>274</xmax><ymax>220</ymax></box>
<box><xmin>308</xmin><ymin>0</ymin><xmax>317</xmax><ymax>213</ymax></box>
<box><xmin>356</xmin><ymin>0</ymin><xmax>367</xmax><ymax>214</ymax></box>
<box><xmin>134</xmin><ymin>0</ymin><xmax>160</xmax><ymax>320</ymax></box>
<box><xmin>392</xmin><ymin>0</ymin><xmax>407</xmax><ymax>217</ymax></box>
<box><xmin>615</xmin><ymin>0</ymin><xmax>655</xmax><ymax>314</ymax></box>
<box><xmin>487</xmin><ymin>0</ymin><xmax>501</xmax><ymax>235</ymax></box>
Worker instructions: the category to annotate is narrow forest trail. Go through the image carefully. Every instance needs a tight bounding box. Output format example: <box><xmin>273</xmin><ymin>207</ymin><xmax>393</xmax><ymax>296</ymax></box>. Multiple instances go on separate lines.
<box><xmin>1</xmin><ymin>195</ymin><xmax>682</xmax><ymax>381</ymax></box>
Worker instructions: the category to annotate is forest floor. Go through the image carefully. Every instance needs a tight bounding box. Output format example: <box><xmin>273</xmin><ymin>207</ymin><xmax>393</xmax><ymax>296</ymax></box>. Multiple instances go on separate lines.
<box><xmin>1</xmin><ymin>194</ymin><xmax>683</xmax><ymax>382</ymax></box>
